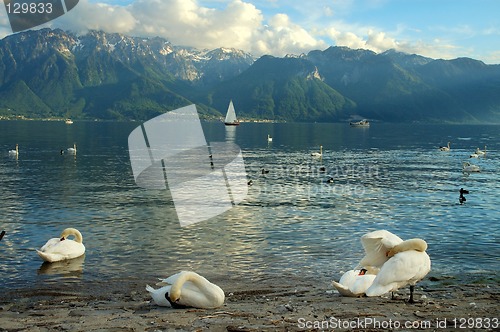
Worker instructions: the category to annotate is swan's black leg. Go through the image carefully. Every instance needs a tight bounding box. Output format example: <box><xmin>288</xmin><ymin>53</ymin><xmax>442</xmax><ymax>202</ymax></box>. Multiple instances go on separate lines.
<box><xmin>391</xmin><ymin>292</ymin><xmax>395</xmax><ymax>300</ymax></box>
<box><xmin>408</xmin><ymin>285</ymin><xmax>415</xmax><ymax>304</ymax></box>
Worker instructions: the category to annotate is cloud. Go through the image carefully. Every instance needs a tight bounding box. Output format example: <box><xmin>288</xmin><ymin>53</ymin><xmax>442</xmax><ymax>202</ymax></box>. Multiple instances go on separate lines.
<box><xmin>0</xmin><ymin>0</ymin><xmax>492</xmax><ymax>63</ymax></box>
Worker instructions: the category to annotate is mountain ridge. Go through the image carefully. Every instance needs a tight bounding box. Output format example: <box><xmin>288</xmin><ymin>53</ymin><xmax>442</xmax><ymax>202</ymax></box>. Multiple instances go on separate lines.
<box><xmin>0</xmin><ymin>29</ymin><xmax>499</xmax><ymax>123</ymax></box>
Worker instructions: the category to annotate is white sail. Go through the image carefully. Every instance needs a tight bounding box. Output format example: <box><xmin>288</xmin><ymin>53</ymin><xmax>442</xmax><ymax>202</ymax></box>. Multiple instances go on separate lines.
<box><xmin>224</xmin><ymin>100</ymin><xmax>239</xmax><ymax>125</ymax></box>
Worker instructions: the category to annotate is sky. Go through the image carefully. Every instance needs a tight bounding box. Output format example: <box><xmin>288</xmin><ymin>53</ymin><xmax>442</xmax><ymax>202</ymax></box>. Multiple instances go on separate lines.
<box><xmin>0</xmin><ymin>0</ymin><xmax>499</xmax><ymax>63</ymax></box>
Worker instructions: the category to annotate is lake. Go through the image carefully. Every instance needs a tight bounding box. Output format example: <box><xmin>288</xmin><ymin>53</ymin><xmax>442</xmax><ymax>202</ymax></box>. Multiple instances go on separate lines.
<box><xmin>1</xmin><ymin>120</ymin><xmax>499</xmax><ymax>290</ymax></box>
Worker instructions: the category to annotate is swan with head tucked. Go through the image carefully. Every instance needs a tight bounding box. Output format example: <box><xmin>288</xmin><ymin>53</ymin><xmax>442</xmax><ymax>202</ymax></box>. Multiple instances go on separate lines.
<box><xmin>365</xmin><ymin>237</ymin><xmax>431</xmax><ymax>303</ymax></box>
<box><xmin>37</xmin><ymin>228</ymin><xmax>85</xmax><ymax>263</ymax></box>
<box><xmin>332</xmin><ymin>268</ymin><xmax>377</xmax><ymax>297</ymax></box>
<box><xmin>8</xmin><ymin>144</ymin><xmax>19</xmax><ymax>156</ymax></box>
<box><xmin>311</xmin><ymin>145</ymin><xmax>323</xmax><ymax>157</ymax></box>
<box><xmin>439</xmin><ymin>142</ymin><xmax>450</xmax><ymax>151</ymax></box>
<box><xmin>67</xmin><ymin>143</ymin><xmax>77</xmax><ymax>154</ymax></box>
<box><xmin>146</xmin><ymin>271</ymin><xmax>225</xmax><ymax>309</ymax></box>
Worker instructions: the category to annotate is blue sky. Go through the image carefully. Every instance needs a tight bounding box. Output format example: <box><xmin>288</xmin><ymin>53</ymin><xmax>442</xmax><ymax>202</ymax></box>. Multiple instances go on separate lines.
<box><xmin>1</xmin><ymin>0</ymin><xmax>499</xmax><ymax>63</ymax></box>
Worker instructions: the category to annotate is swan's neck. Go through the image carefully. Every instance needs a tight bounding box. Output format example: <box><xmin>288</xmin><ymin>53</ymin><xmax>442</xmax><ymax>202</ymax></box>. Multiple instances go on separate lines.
<box><xmin>387</xmin><ymin>238</ymin><xmax>427</xmax><ymax>257</ymax></box>
<box><xmin>60</xmin><ymin>228</ymin><xmax>83</xmax><ymax>243</ymax></box>
<box><xmin>169</xmin><ymin>271</ymin><xmax>215</xmax><ymax>302</ymax></box>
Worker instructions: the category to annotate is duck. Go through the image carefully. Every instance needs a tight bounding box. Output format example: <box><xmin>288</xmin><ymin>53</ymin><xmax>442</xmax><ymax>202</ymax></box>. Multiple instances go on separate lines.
<box><xmin>332</xmin><ymin>268</ymin><xmax>376</xmax><ymax>297</ymax></box>
<box><xmin>311</xmin><ymin>145</ymin><xmax>323</xmax><ymax>157</ymax></box>
<box><xmin>36</xmin><ymin>228</ymin><xmax>86</xmax><ymax>263</ymax></box>
<box><xmin>365</xmin><ymin>237</ymin><xmax>431</xmax><ymax>303</ymax></box>
<box><xmin>261</xmin><ymin>168</ymin><xmax>269</xmax><ymax>175</ymax></box>
<box><xmin>439</xmin><ymin>142</ymin><xmax>451</xmax><ymax>151</ymax></box>
<box><xmin>67</xmin><ymin>143</ymin><xmax>77</xmax><ymax>154</ymax></box>
<box><xmin>247</xmin><ymin>180</ymin><xmax>253</xmax><ymax>186</ymax></box>
<box><xmin>326</xmin><ymin>177</ymin><xmax>334</xmax><ymax>183</ymax></box>
<box><xmin>8</xmin><ymin>144</ymin><xmax>19</xmax><ymax>156</ymax></box>
<box><xmin>267</xmin><ymin>134</ymin><xmax>273</xmax><ymax>143</ymax></box>
<box><xmin>146</xmin><ymin>271</ymin><xmax>225</xmax><ymax>309</ymax></box>
<box><xmin>459</xmin><ymin>188</ymin><xmax>469</xmax><ymax>205</ymax></box>
<box><xmin>462</xmin><ymin>161</ymin><xmax>480</xmax><ymax>173</ymax></box>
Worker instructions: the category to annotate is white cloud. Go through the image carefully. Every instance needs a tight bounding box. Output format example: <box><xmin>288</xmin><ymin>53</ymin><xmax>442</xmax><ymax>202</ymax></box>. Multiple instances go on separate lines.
<box><xmin>0</xmin><ymin>0</ymin><xmax>494</xmax><ymax>63</ymax></box>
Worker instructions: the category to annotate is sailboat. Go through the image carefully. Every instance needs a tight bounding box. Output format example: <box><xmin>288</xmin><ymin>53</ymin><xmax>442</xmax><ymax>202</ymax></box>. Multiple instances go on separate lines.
<box><xmin>224</xmin><ymin>100</ymin><xmax>240</xmax><ymax>126</ymax></box>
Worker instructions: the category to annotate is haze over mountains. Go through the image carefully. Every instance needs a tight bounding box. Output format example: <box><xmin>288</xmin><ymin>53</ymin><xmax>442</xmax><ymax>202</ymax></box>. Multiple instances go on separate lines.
<box><xmin>0</xmin><ymin>29</ymin><xmax>499</xmax><ymax>123</ymax></box>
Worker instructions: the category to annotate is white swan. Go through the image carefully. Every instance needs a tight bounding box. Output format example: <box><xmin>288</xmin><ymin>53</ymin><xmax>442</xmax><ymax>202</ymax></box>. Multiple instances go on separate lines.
<box><xmin>67</xmin><ymin>143</ymin><xmax>77</xmax><ymax>154</ymax></box>
<box><xmin>476</xmin><ymin>146</ymin><xmax>486</xmax><ymax>156</ymax></box>
<box><xmin>358</xmin><ymin>230</ymin><xmax>403</xmax><ymax>274</ymax></box>
<box><xmin>311</xmin><ymin>145</ymin><xmax>323</xmax><ymax>157</ymax></box>
<box><xmin>146</xmin><ymin>271</ymin><xmax>225</xmax><ymax>309</ymax></box>
<box><xmin>365</xmin><ymin>238</ymin><xmax>431</xmax><ymax>303</ymax></box>
<box><xmin>8</xmin><ymin>144</ymin><xmax>19</xmax><ymax>156</ymax></box>
<box><xmin>332</xmin><ymin>269</ymin><xmax>376</xmax><ymax>297</ymax></box>
<box><xmin>439</xmin><ymin>142</ymin><xmax>450</xmax><ymax>151</ymax></box>
<box><xmin>36</xmin><ymin>228</ymin><xmax>86</xmax><ymax>263</ymax></box>
<box><xmin>267</xmin><ymin>134</ymin><xmax>273</xmax><ymax>142</ymax></box>
<box><xmin>462</xmin><ymin>161</ymin><xmax>480</xmax><ymax>173</ymax></box>
<box><xmin>469</xmin><ymin>152</ymin><xmax>479</xmax><ymax>158</ymax></box>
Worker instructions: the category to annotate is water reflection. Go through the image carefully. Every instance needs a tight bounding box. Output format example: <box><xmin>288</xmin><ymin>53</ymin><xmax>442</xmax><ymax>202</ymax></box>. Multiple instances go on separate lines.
<box><xmin>38</xmin><ymin>255</ymin><xmax>85</xmax><ymax>277</ymax></box>
<box><xmin>0</xmin><ymin>121</ymin><xmax>499</xmax><ymax>289</ymax></box>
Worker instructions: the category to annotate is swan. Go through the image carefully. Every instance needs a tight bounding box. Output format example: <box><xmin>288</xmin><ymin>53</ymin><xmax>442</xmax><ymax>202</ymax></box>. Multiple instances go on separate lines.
<box><xmin>311</xmin><ymin>145</ymin><xmax>323</xmax><ymax>157</ymax></box>
<box><xmin>476</xmin><ymin>146</ymin><xmax>486</xmax><ymax>156</ymax></box>
<box><xmin>67</xmin><ymin>143</ymin><xmax>77</xmax><ymax>154</ymax></box>
<box><xmin>332</xmin><ymin>269</ymin><xmax>377</xmax><ymax>297</ymax></box>
<box><xmin>358</xmin><ymin>230</ymin><xmax>404</xmax><ymax>274</ymax></box>
<box><xmin>439</xmin><ymin>142</ymin><xmax>450</xmax><ymax>151</ymax></box>
<box><xmin>8</xmin><ymin>144</ymin><xmax>19</xmax><ymax>156</ymax></box>
<box><xmin>36</xmin><ymin>228</ymin><xmax>85</xmax><ymax>263</ymax></box>
<box><xmin>462</xmin><ymin>161</ymin><xmax>480</xmax><ymax>173</ymax></box>
<box><xmin>469</xmin><ymin>152</ymin><xmax>479</xmax><ymax>158</ymax></box>
<box><xmin>146</xmin><ymin>271</ymin><xmax>225</xmax><ymax>309</ymax></box>
<box><xmin>267</xmin><ymin>134</ymin><xmax>273</xmax><ymax>142</ymax></box>
<box><xmin>365</xmin><ymin>238</ymin><xmax>431</xmax><ymax>303</ymax></box>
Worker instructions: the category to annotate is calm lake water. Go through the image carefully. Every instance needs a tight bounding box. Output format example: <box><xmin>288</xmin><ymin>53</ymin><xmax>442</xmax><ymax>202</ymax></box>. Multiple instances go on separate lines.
<box><xmin>1</xmin><ymin>120</ymin><xmax>499</xmax><ymax>290</ymax></box>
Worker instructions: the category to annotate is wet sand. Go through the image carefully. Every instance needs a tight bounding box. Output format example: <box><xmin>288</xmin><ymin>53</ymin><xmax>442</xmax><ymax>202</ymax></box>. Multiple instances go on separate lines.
<box><xmin>1</xmin><ymin>272</ymin><xmax>498</xmax><ymax>331</ymax></box>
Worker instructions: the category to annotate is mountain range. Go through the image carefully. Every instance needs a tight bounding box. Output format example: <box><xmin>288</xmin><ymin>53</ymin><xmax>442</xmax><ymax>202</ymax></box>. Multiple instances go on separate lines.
<box><xmin>0</xmin><ymin>28</ymin><xmax>499</xmax><ymax>123</ymax></box>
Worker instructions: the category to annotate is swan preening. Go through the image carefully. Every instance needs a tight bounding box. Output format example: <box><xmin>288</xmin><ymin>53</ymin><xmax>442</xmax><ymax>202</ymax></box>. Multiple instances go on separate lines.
<box><xmin>146</xmin><ymin>271</ymin><xmax>225</xmax><ymax>309</ymax></box>
<box><xmin>311</xmin><ymin>145</ymin><xmax>323</xmax><ymax>157</ymax></box>
<box><xmin>439</xmin><ymin>142</ymin><xmax>450</xmax><ymax>151</ymax></box>
<box><xmin>37</xmin><ymin>228</ymin><xmax>86</xmax><ymax>263</ymax></box>
<box><xmin>8</xmin><ymin>144</ymin><xmax>19</xmax><ymax>156</ymax></box>
<box><xmin>332</xmin><ymin>230</ymin><xmax>431</xmax><ymax>303</ymax></box>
